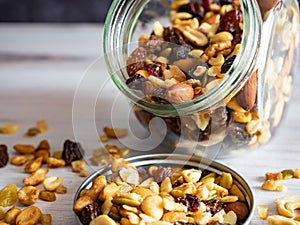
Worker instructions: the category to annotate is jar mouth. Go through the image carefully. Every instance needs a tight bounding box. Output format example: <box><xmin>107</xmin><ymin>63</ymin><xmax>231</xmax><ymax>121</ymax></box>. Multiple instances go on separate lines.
<box><xmin>104</xmin><ymin>0</ymin><xmax>262</xmax><ymax>117</ymax></box>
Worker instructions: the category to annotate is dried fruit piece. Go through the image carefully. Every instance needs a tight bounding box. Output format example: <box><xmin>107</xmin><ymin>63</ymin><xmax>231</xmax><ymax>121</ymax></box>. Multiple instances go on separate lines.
<box><xmin>17</xmin><ymin>186</ymin><xmax>40</xmax><ymax>206</ymax></box>
<box><xmin>79</xmin><ymin>201</ymin><xmax>102</xmax><ymax>225</ymax></box>
<box><xmin>0</xmin><ymin>124</ymin><xmax>19</xmax><ymax>134</ymax></box>
<box><xmin>0</xmin><ymin>184</ymin><xmax>18</xmax><ymax>207</ymax></box>
<box><xmin>204</xmin><ymin>199</ymin><xmax>224</xmax><ymax>215</ymax></box>
<box><xmin>103</xmin><ymin>127</ymin><xmax>128</xmax><ymax>139</ymax></box>
<box><xmin>39</xmin><ymin>214</ymin><xmax>52</xmax><ymax>225</ymax></box>
<box><xmin>15</xmin><ymin>206</ymin><xmax>41</xmax><ymax>225</ymax></box>
<box><xmin>39</xmin><ymin>191</ymin><xmax>56</xmax><ymax>202</ymax></box>
<box><xmin>126</xmin><ymin>47</ymin><xmax>148</xmax><ymax>76</ymax></box>
<box><xmin>0</xmin><ymin>145</ymin><xmax>9</xmax><ymax>168</ymax></box>
<box><xmin>55</xmin><ymin>185</ymin><xmax>68</xmax><ymax>194</ymax></box>
<box><xmin>71</xmin><ymin>160</ymin><xmax>86</xmax><ymax>173</ymax></box>
<box><xmin>62</xmin><ymin>139</ymin><xmax>84</xmax><ymax>165</ymax></box>
<box><xmin>178</xmin><ymin>194</ymin><xmax>201</xmax><ymax>212</ymax></box>
<box><xmin>13</xmin><ymin>144</ymin><xmax>35</xmax><ymax>155</ymax></box>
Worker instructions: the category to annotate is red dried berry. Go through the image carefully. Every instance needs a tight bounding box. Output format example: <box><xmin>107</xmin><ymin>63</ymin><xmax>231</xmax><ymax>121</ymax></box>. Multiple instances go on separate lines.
<box><xmin>219</xmin><ymin>10</ymin><xmax>243</xmax><ymax>33</ymax></box>
<box><xmin>178</xmin><ymin>194</ymin><xmax>201</xmax><ymax>212</ymax></box>
<box><xmin>147</xmin><ymin>64</ymin><xmax>163</xmax><ymax>78</ymax></box>
<box><xmin>204</xmin><ymin>199</ymin><xmax>225</xmax><ymax>215</ymax></box>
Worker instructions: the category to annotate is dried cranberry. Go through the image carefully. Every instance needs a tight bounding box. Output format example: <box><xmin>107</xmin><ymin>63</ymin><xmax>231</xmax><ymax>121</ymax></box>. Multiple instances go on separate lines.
<box><xmin>147</xmin><ymin>64</ymin><xmax>163</xmax><ymax>78</ymax></box>
<box><xmin>178</xmin><ymin>2</ymin><xmax>205</xmax><ymax>20</ymax></box>
<box><xmin>204</xmin><ymin>199</ymin><xmax>225</xmax><ymax>215</ymax></box>
<box><xmin>0</xmin><ymin>144</ymin><xmax>9</xmax><ymax>168</ymax></box>
<box><xmin>126</xmin><ymin>47</ymin><xmax>148</xmax><ymax>76</ymax></box>
<box><xmin>178</xmin><ymin>194</ymin><xmax>201</xmax><ymax>212</ymax></box>
<box><xmin>79</xmin><ymin>201</ymin><xmax>102</xmax><ymax>225</ymax></box>
<box><xmin>62</xmin><ymin>140</ymin><xmax>84</xmax><ymax>165</ymax></box>
<box><xmin>126</xmin><ymin>74</ymin><xmax>146</xmax><ymax>90</ymax></box>
<box><xmin>151</xmin><ymin>167</ymin><xmax>173</xmax><ymax>183</ymax></box>
<box><xmin>221</xmin><ymin>55</ymin><xmax>236</xmax><ymax>73</ymax></box>
<box><xmin>219</xmin><ymin>10</ymin><xmax>243</xmax><ymax>33</ymax></box>
<box><xmin>203</xmin><ymin>0</ymin><xmax>212</xmax><ymax>10</ymax></box>
<box><xmin>163</xmin><ymin>27</ymin><xmax>185</xmax><ymax>45</ymax></box>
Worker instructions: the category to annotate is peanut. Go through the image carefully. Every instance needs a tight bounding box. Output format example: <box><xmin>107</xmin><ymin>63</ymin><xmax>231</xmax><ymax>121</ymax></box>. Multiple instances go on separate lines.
<box><xmin>15</xmin><ymin>206</ymin><xmax>41</xmax><ymax>225</ymax></box>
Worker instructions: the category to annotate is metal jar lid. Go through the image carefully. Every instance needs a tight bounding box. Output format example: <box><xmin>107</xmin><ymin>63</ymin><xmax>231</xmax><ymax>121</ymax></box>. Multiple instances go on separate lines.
<box><xmin>74</xmin><ymin>154</ymin><xmax>255</xmax><ymax>224</ymax></box>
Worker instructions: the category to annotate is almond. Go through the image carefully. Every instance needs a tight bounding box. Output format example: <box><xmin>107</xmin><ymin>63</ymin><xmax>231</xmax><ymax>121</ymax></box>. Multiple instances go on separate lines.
<box><xmin>236</xmin><ymin>70</ymin><xmax>258</xmax><ymax>111</ymax></box>
<box><xmin>166</xmin><ymin>83</ymin><xmax>194</xmax><ymax>104</ymax></box>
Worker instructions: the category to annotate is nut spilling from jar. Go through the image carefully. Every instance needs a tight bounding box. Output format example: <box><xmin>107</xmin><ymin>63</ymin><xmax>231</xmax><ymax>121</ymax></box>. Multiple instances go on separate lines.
<box><xmin>74</xmin><ymin>159</ymin><xmax>251</xmax><ymax>225</ymax></box>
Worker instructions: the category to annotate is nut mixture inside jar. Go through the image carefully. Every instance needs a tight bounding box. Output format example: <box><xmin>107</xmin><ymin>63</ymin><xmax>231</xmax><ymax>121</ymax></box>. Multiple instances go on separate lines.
<box><xmin>74</xmin><ymin>159</ymin><xmax>251</xmax><ymax>225</ymax></box>
<box><xmin>122</xmin><ymin>0</ymin><xmax>299</xmax><ymax>155</ymax></box>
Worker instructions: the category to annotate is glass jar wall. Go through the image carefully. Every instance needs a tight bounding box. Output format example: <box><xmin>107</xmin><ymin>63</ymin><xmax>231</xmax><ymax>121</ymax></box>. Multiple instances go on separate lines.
<box><xmin>104</xmin><ymin>0</ymin><xmax>299</xmax><ymax>158</ymax></box>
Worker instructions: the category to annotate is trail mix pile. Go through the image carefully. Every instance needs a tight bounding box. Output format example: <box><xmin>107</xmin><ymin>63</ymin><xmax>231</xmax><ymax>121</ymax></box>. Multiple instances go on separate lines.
<box><xmin>74</xmin><ymin>159</ymin><xmax>250</xmax><ymax>225</ymax></box>
<box><xmin>124</xmin><ymin>0</ymin><xmax>262</xmax><ymax>151</ymax></box>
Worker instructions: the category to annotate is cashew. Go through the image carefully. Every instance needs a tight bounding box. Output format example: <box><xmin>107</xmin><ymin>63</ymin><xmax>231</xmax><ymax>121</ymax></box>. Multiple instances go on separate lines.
<box><xmin>267</xmin><ymin>215</ymin><xmax>300</xmax><ymax>225</ymax></box>
<box><xmin>276</xmin><ymin>196</ymin><xmax>300</xmax><ymax>218</ymax></box>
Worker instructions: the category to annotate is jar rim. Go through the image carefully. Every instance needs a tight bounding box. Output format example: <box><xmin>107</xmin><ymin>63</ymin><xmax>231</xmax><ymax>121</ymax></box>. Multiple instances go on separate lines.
<box><xmin>104</xmin><ymin>0</ymin><xmax>263</xmax><ymax>116</ymax></box>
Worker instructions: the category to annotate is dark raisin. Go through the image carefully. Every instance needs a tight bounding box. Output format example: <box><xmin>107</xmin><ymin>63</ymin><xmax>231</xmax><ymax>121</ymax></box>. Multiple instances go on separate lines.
<box><xmin>126</xmin><ymin>47</ymin><xmax>148</xmax><ymax>76</ymax></box>
<box><xmin>178</xmin><ymin>2</ymin><xmax>205</xmax><ymax>20</ymax></box>
<box><xmin>211</xmin><ymin>107</ymin><xmax>228</xmax><ymax>126</ymax></box>
<box><xmin>204</xmin><ymin>199</ymin><xmax>225</xmax><ymax>215</ymax></box>
<box><xmin>163</xmin><ymin>27</ymin><xmax>185</xmax><ymax>45</ymax></box>
<box><xmin>0</xmin><ymin>144</ymin><xmax>9</xmax><ymax>168</ymax></box>
<box><xmin>151</xmin><ymin>167</ymin><xmax>173</xmax><ymax>183</ymax></box>
<box><xmin>147</xmin><ymin>64</ymin><xmax>163</xmax><ymax>78</ymax></box>
<box><xmin>62</xmin><ymin>140</ymin><xmax>84</xmax><ymax>165</ymax></box>
<box><xmin>220</xmin><ymin>0</ymin><xmax>234</xmax><ymax>5</ymax></box>
<box><xmin>126</xmin><ymin>74</ymin><xmax>146</xmax><ymax>90</ymax></box>
<box><xmin>227</xmin><ymin>121</ymin><xmax>252</xmax><ymax>144</ymax></box>
<box><xmin>221</xmin><ymin>55</ymin><xmax>236</xmax><ymax>73</ymax></box>
<box><xmin>173</xmin><ymin>222</ymin><xmax>196</xmax><ymax>225</ymax></box>
<box><xmin>79</xmin><ymin>201</ymin><xmax>102</xmax><ymax>225</ymax></box>
<box><xmin>219</xmin><ymin>10</ymin><xmax>243</xmax><ymax>33</ymax></box>
<box><xmin>178</xmin><ymin>194</ymin><xmax>201</xmax><ymax>212</ymax></box>
<box><xmin>172</xmin><ymin>43</ymin><xmax>193</xmax><ymax>61</ymax></box>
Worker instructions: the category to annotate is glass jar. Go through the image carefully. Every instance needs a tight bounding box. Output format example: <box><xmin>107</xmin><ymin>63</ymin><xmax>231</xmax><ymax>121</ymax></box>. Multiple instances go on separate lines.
<box><xmin>104</xmin><ymin>0</ymin><xmax>299</xmax><ymax>158</ymax></box>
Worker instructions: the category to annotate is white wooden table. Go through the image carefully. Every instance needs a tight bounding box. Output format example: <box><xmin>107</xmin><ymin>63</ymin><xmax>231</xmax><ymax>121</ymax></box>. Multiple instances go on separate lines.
<box><xmin>0</xmin><ymin>24</ymin><xmax>299</xmax><ymax>224</ymax></box>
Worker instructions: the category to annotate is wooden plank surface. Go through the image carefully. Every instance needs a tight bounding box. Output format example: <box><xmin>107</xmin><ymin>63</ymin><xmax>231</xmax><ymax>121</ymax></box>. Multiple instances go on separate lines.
<box><xmin>0</xmin><ymin>24</ymin><xmax>300</xmax><ymax>224</ymax></box>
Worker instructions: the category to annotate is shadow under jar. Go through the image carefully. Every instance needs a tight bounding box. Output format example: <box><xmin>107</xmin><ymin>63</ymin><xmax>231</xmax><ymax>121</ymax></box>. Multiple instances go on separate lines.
<box><xmin>104</xmin><ymin>0</ymin><xmax>299</xmax><ymax>158</ymax></box>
